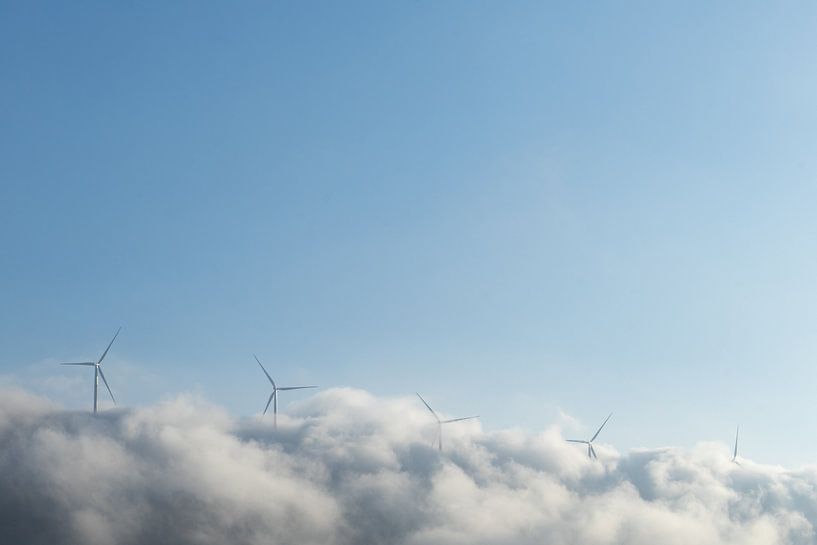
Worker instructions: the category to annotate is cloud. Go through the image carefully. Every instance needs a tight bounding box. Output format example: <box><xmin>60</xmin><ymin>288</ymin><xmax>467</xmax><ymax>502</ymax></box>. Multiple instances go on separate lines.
<box><xmin>1</xmin><ymin>386</ymin><xmax>816</xmax><ymax>545</ymax></box>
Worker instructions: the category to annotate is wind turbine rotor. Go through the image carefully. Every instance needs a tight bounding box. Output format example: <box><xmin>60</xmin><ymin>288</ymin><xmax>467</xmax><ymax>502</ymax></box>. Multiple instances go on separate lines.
<box><xmin>416</xmin><ymin>393</ymin><xmax>478</xmax><ymax>452</ymax></box>
<box><xmin>254</xmin><ymin>355</ymin><xmax>317</xmax><ymax>430</ymax></box>
<box><xmin>567</xmin><ymin>413</ymin><xmax>612</xmax><ymax>460</ymax></box>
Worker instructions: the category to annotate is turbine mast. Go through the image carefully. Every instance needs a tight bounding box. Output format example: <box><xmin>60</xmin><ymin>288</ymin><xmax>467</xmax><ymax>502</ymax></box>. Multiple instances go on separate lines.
<box><xmin>93</xmin><ymin>365</ymin><xmax>99</xmax><ymax>414</ymax></box>
<box><xmin>438</xmin><ymin>422</ymin><xmax>443</xmax><ymax>452</ymax></box>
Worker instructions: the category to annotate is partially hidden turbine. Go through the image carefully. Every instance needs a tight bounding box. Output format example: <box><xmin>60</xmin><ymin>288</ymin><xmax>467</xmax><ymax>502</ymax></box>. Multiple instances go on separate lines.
<box><xmin>59</xmin><ymin>327</ymin><xmax>121</xmax><ymax>414</ymax></box>
<box><xmin>567</xmin><ymin>412</ymin><xmax>612</xmax><ymax>459</ymax></box>
<box><xmin>416</xmin><ymin>392</ymin><xmax>478</xmax><ymax>452</ymax></box>
<box><xmin>254</xmin><ymin>354</ymin><xmax>316</xmax><ymax>429</ymax></box>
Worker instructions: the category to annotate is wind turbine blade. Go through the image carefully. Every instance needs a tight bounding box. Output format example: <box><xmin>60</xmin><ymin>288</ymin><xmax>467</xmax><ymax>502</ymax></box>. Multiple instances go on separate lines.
<box><xmin>590</xmin><ymin>444</ymin><xmax>598</xmax><ymax>459</ymax></box>
<box><xmin>733</xmin><ymin>426</ymin><xmax>739</xmax><ymax>459</ymax></box>
<box><xmin>98</xmin><ymin>367</ymin><xmax>116</xmax><ymax>405</ymax></box>
<box><xmin>416</xmin><ymin>393</ymin><xmax>440</xmax><ymax>422</ymax></box>
<box><xmin>253</xmin><ymin>354</ymin><xmax>276</xmax><ymax>388</ymax></box>
<box><xmin>566</xmin><ymin>439</ymin><xmax>589</xmax><ymax>444</ymax></box>
<box><xmin>590</xmin><ymin>412</ymin><xmax>613</xmax><ymax>442</ymax></box>
<box><xmin>277</xmin><ymin>386</ymin><xmax>317</xmax><ymax>391</ymax></box>
<box><xmin>97</xmin><ymin>327</ymin><xmax>122</xmax><ymax>364</ymax></box>
<box><xmin>263</xmin><ymin>392</ymin><xmax>275</xmax><ymax>415</ymax></box>
<box><xmin>60</xmin><ymin>362</ymin><xmax>95</xmax><ymax>366</ymax></box>
<box><xmin>440</xmin><ymin>416</ymin><xmax>479</xmax><ymax>424</ymax></box>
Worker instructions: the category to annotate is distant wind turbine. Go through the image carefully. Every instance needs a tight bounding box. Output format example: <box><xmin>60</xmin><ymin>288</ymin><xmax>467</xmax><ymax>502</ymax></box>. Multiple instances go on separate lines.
<box><xmin>732</xmin><ymin>425</ymin><xmax>740</xmax><ymax>465</ymax></box>
<box><xmin>567</xmin><ymin>413</ymin><xmax>612</xmax><ymax>459</ymax></box>
<box><xmin>416</xmin><ymin>393</ymin><xmax>479</xmax><ymax>452</ymax></box>
<box><xmin>254</xmin><ymin>354</ymin><xmax>316</xmax><ymax>429</ymax></box>
<box><xmin>59</xmin><ymin>327</ymin><xmax>121</xmax><ymax>414</ymax></box>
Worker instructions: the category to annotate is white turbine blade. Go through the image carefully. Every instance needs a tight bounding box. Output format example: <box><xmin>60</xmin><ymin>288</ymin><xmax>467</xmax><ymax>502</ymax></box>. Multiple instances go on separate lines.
<box><xmin>590</xmin><ymin>444</ymin><xmax>598</xmax><ymax>459</ymax></box>
<box><xmin>263</xmin><ymin>392</ymin><xmax>275</xmax><ymax>415</ymax></box>
<box><xmin>590</xmin><ymin>412</ymin><xmax>613</xmax><ymax>442</ymax></box>
<box><xmin>60</xmin><ymin>362</ymin><xmax>95</xmax><ymax>366</ymax></box>
<box><xmin>253</xmin><ymin>354</ymin><xmax>276</xmax><ymax>388</ymax></box>
<box><xmin>566</xmin><ymin>439</ymin><xmax>589</xmax><ymax>444</ymax></box>
<box><xmin>97</xmin><ymin>327</ymin><xmax>122</xmax><ymax>364</ymax></box>
<box><xmin>416</xmin><ymin>393</ymin><xmax>440</xmax><ymax>422</ymax></box>
<box><xmin>733</xmin><ymin>426</ymin><xmax>739</xmax><ymax>459</ymax></box>
<box><xmin>277</xmin><ymin>386</ymin><xmax>317</xmax><ymax>391</ymax></box>
<box><xmin>440</xmin><ymin>416</ymin><xmax>479</xmax><ymax>424</ymax></box>
<box><xmin>98</xmin><ymin>367</ymin><xmax>116</xmax><ymax>405</ymax></box>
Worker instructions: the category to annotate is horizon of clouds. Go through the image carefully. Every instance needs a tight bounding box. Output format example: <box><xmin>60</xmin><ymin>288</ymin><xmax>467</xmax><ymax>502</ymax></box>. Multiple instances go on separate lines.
<box><xmin>1</xmin><ymin>362</ymin><xmax>737</xmax><ymax>450</ymax></box>
<box><xmin>0</xmin><ymin>363</ymin><xmax>774</xmax><ymax>462</ymax></box>
<box><xmin>1</xmin><ymin>385</ymin><xmax>816</xmax><ymax>545</ymax></box>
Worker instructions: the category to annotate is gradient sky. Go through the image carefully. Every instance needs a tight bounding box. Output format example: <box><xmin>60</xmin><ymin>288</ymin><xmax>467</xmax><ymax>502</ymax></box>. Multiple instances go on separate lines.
<box><xmin>2</xmin><ymin>2</ymin><xmax>817</xmax><ymax>466</ymax></box>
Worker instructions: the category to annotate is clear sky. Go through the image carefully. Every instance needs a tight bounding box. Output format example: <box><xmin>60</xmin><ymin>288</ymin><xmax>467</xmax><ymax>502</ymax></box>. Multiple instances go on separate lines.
<box><xmin>2</xmin><ymin>2</ymin><xmax>817</xmax><ymax>466</ymax></box>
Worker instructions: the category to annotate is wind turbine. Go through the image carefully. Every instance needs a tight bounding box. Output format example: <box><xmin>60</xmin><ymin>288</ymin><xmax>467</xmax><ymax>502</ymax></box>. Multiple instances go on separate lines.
<box><xmin>59</xmin><ymin>327</ymin><xmax>121</xmax><ymax>414</ymax></box>
<box><xmin>567</xmin><ymin>413</ymin><xmax>612</xmax><ymax>459</ymax></box>
<box><xmin>254</xmin><ymin>354</ymin><xmax>316</xmax><ymax>429</ymax></box>
<box><xmin>732</xmin><ymin>425</ymin><xmax>740</xmax><ymax>465</ymax></box>
<box><xmin>416</xmin><ymin>393</ymin><xmax>479</xmax><ymax>452</ymax></box>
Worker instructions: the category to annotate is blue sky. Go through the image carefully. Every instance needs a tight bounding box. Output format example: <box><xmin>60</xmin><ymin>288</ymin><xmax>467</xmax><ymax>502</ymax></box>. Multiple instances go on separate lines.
<box><xmin>2</xmin><ymin>2</ymin><xmax>817</xmax><ymax>466</ymax></box>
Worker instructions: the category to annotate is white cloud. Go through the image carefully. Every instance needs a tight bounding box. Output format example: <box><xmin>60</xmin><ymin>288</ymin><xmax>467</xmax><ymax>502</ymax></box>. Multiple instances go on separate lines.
<box><xmin>0</xmin><ymin>387</ymin><xmax>815</xmax><ymax>545</ymax></box>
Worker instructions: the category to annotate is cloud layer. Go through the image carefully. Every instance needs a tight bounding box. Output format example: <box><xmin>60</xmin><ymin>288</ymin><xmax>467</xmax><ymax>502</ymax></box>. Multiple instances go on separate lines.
<box><xmin>1</xmin><ymin>386</ymin><xmax>816</xmax><ymax>545</ymax></box>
